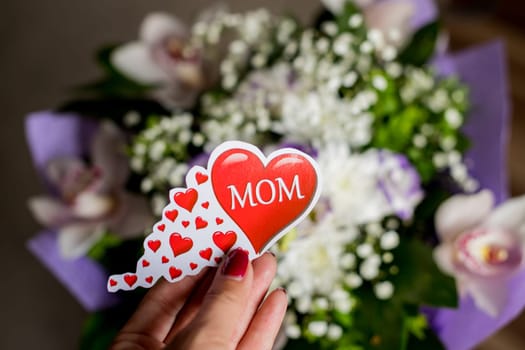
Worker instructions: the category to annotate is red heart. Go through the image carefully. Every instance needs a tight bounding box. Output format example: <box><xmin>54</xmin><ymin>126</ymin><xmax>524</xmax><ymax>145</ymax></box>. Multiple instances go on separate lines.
<box><xmin>190</xmin><ymin>262</ymin><xmax>198</xmax><ymax>270</ymax></box>
<box><xmin>124</xmin><ymin>274</ymin><xmax>137</xmax><ymax>287</ymax></box>
<box><xmin>170</xmin><ymin>266</ymin><xmax>182</xmax><ymax>279</ymax></box>
<box><xmin>147</xmin><ymin>240</ymin><xmax>161</xmax><ymax>252</ymax></box>
<box><xmin>165</xmin><ymin>209</ymin><xmax>179</xmax><ymax>222</ymax></box>
<box><xmin>174</xmin><ymin>188</ymin><xmax>198</xmax><ymax>212</ymax></box>
<box><xmin>145</xmin><ymin>276</ymin><xmax>153</xmax><ymax>284</ymax></box>
<box><xmin>195</xmin><ymin>217</ymin><xmax>208</xmax><ymax>230</ymax></box>
<box><xmin>162</xmin><ymin>256</ymin><xmax>169</xmax><ymax>264</ymax></box>
<box><xmin>142</xmin><ymin>259</ymin><xmax>150</xmax><ymax>267</ymax></box>
<box><xmin>213</xmin><ymin>231</ymin><xmax>237</xmax><ymax>253</ymax></box>
<box><xmin>109</xmin><ymin>278</ymin><xmax>117</xmax><ymax>287</ymax></box>
<box><xmin>199</xmin><ymin>248</ymin><xmax>213</xmax><ymax>261</ymax></box>
<box><xmin>182</xmin><ymin>220</ymin><xmax>190</xmax><ymax>228</ymax></box>
<box><xmin>196</xmin><ymin>172</ymin><xmax>209</xmax><ymax>185</ymax></box>
<box><xmin>157</xmin><ymin>223</ymin><xmax>166</xmax><ymax>232</ymax></box>
<box><xmin>201</xmin><ymin>201</ymin><xmax>210</xmax><ymax>209</ymax></box>
<box><xmin>169</xmin><ymin>233</ymin><xmax>193</xmax><ymax>257</ymax></box>
<box><xmin>215</xmin><ymin>257</ymin><xmax>223</xmax><ymax>264</ymax></box>
<box><xmin>216</xmin><ymin>217</ymin><xmax>224</xmax><ymax>225</ymax></box>
<box><xmin>211</xmin><ymin>147</ymin><xmax>318</xmax><ymax>253</ymax></box>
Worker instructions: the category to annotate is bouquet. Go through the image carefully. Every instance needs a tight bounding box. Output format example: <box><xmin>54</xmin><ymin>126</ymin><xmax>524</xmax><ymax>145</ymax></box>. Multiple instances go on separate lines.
<box><xmin>26</xmin><ymin>0</ymin><xmax>523</xmax><ymax>349</ymax></box>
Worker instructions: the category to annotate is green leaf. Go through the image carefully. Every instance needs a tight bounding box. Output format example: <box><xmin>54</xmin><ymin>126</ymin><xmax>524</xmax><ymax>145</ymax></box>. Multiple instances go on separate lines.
<box><xmin>74</xmin><ymin>45</ymin><xmax>155</xmax><ymax>97</ymax></box>
<box><xmin>407</xmin><ymin>327</ymin><xmax>446</xmax><ymax>350</ymax></box>
<box><xmin>87</xmin><ymin>232</ymin><xmax>122</xmax><ymax>261</ymax></box>
<box><xmin>392</xmin><ymin>238</ymin><xmax>458</xmax><ymax>308</ymax></box>
<box><xmin>59</xmin><ymin>97</ymin><xmax>169</xmax><ymax>122</ymax></box>
<box><xmin>398</xmin><ymin>21</ymin><xmax>440</xmax><ymax>66</ymax></box>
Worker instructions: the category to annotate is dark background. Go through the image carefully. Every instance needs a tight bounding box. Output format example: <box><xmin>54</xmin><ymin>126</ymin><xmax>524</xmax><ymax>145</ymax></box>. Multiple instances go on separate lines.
<box><xmin>1</xmin><ymin>0</ymin><xmax>524</xmax><ymax>349</ymax></box>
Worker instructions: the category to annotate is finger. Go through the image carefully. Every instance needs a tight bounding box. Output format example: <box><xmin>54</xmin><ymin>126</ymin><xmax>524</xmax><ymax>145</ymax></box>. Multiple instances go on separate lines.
<box><xmin>168</xmin><ymin>248</ymin><xmax>253</xmax><ymax>349</ymax></box>
<box><xmin>165</xmin><ymin>252</ymin><xmax>277</xmax><ymax>344</ymax></box>
<box><xmin>238</xmin><ymin>288</ymin><xmax>288</xmax><ymax>350</ymax></box>
<box><xmin>164</xmin><ymin>267</ymin><xmax>216</xmax><ymax>341</ymax></box>
<box><xmin>232</xmin><ymin>252</ymin><xmax>277</xmax><ymax>343</ymax></box>
<box><xmin>115</xmin><ymin>269</ymin><xmax>207</xmax><ymax>345</ymax></box>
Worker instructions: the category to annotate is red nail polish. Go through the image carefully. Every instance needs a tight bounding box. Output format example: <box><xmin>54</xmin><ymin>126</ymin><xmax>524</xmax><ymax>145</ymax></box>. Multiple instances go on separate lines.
<box><xmin>221</xmin><ymin>248</ymin><xmax>249</xmax><ymax>279</ymax></box>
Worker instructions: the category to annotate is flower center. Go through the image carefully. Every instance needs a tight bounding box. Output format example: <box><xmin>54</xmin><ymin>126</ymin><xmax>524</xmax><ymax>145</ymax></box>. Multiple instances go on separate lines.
<box><xmin>480</xmin><ymin>245</ymin><xmax>509</xmax><ymax>265</ymax></box>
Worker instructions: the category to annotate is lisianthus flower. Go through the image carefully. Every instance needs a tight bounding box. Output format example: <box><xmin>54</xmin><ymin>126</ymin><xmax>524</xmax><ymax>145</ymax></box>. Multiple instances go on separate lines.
<box><xmin>434</xmin><ymin>190</ymin><xmax>525</xmax><ymax>316</ymax></box>
<box><xmin>29</xmin><ymin>122</ymin><xmax>154</xmax><ymax>259</ymax></box>
<box><xmin>111</xmin><ymin>12</ymin><xmax>208</xmax><ymax>108</ymax></box>
<box><xmin>318</xmin><ymin>144</ymin><xmax>423</xmax><ymax>225</ymax></box>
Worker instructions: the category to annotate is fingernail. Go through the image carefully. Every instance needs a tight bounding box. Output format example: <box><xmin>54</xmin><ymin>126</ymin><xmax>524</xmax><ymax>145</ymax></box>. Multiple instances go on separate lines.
<box><xmin>276</xmin><ymin>287</ymin><xmax>287</xmax><ymax>295</ymax></box>
<box><xmin>221</xmin><ymin>248</ymin><xmax>249</xmax><ymax>280</ymax></box>
<box><xmin>266</xmin><ymin>251</ymin><xmax>276</xmax><ymax>257</ymax></box>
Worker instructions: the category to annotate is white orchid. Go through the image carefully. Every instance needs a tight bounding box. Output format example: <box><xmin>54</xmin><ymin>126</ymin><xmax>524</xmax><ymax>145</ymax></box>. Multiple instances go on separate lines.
<box><xmin>29</xmin><ymin>122</ymin><xmax>154</xmax><ymax>259</ymax></box>
<box><xmin>111</xmin><ymin>12</ymin><xmax>207</xmax><ymax>108</ymax></box>
<box><xmin>321</xmin><ymin>0</ymin><xmax>415</xmax><ymax>48</ymax></box>
<box><xmin>434</xmin><ymin>190</ymin><xmax>525</xmax><ymax>316</ymax></box>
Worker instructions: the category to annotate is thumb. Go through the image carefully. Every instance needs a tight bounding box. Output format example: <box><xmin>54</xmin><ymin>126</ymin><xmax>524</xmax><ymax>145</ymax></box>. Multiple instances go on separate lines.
<box><xmin>170</xmin><ymin>248</ymin><xmax>253</xmax><ymax>349</ymax></box>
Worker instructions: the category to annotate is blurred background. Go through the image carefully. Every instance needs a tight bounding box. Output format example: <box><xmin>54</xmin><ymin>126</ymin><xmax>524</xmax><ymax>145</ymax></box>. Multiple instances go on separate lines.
<box><xmin>1</xmin><ymin>0</ymin><xmax>524</xmax><ymax>348</ymax></box>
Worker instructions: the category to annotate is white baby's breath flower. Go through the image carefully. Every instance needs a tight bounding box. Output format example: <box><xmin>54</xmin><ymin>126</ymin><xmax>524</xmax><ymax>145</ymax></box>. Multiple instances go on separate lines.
<box><xmin>374</xmin><ymin>281</ymin><xmax>394</xmax><ymax>300</ymax></box>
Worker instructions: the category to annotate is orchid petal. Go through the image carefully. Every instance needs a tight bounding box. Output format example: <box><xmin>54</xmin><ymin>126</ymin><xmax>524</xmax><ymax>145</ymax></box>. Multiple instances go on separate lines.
<box><xmin>28</xmin><ymin>196</ymin><xmax>71</xmax><ymax>227</ymax></box>
<box><xmin>435</xmin><ymin>190</ymin><xmax>494</xmax><ymax>241</ymax></box>
<box><xmin>71</xmin><ymin>192</ymin><xmax>115</xmax><ymax>220</ymax></box>
<box><xmin>485</xmin><ymin>194</ymin><xmax>525</xmax><ymax>233</ymax></box>
<box><xmin>433</xmin><ymin>244</ymin><xmax>456</xmax><ymax>276</ymax></box>
<box><xmin>111</xmin><ymin>42</ymin><xmax>167</xmax><ymax>84</ymax></box>
<box><xmin>363</xmin><ymin>0</ymin><xmax>414</xmax><ymax>47</ymax></box>
<box><xmin>466</xmin><ymin>277</ymin><xmax>509</xmax><ymax>317</ymax></box>
<box><xmin>140</xmin><ymin>12</ymin><xmax>187</xmax><ymax>44</ymax></box>
<box><xmin>92</xmin><ymin>122</ymin><xmax>129</xmax><ymax>191</ymax></box>
<box><xmin>58</xmin><ymin>223</ymin><xmax>105</xmax><ymax>259</ymax></box>
<box><xmin>46</xmin><ymin>157</ymin><xmax>87</xmax><ymax>191</ymax></box>
<box><xmin>110</xmin><ymin>192</ymin><xmax>154</xmax><ymax>239</ymax></box>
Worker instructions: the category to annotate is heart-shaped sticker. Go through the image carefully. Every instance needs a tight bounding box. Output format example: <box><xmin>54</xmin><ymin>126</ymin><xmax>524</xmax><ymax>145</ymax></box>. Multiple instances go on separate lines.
<box><xmin>210</xmin><ymin>144</ymin><xmax>320</xmax><ymax>254</ymax></box>
<box><xmin>108</xmin><ymin>141</ymin><xmax>321</xmax><ymax>293</ymax></box>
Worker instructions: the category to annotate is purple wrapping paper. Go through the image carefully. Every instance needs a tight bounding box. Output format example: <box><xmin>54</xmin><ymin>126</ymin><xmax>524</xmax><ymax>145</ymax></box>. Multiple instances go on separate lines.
<box><xmin>25</xmin><ymin>112</ymin><xmax>119</xmax><ymax>311</ymax></box>
<box><xmin>432</xmin><ymin>41</ymin><xmax>514</xmax><ymax>349</ymax></box>
<box><xmin>27</xmin><ymin>231</ymin><xmax>119</xmax><ymax>311</ymax></box>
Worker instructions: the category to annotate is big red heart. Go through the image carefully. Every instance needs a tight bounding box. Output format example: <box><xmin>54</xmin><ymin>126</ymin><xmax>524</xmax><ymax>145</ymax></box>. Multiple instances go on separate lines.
<box><xmin>211</xmin><ymin>146</ymin><xmax>319</xmax><ymax>254</ymax></box>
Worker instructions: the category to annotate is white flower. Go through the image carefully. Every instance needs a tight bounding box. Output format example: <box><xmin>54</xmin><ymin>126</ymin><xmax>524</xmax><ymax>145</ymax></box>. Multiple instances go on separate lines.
<box><xmin>434</xmin><ymin>190</ymin><xmax>525</xmax><ymax>316</ymax></box>
<box><xmin>111</xmin><ymin>12</ymin><xmax>208</xmax><ymax>108</ymax></box>
<box><xmin>276</xmin><ymin>215</ymin><xmax>356</xmax><ymax>298</ymax></box>
<box><xmin>28</xmin><ymin>123</ymin><xmax>154</xmax><ymax>259</ymax></box>
<box><xmin>317</xmin><ymin>144</ymin><xmax>423</xmax><ymax>225</ymax></box>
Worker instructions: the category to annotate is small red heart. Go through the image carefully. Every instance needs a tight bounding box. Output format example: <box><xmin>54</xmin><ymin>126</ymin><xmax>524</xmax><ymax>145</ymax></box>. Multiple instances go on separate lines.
<box><xmin>165</xmin><ymin>209</ymin><xmax>179</xmax><ymax>222</ymax></box>
<box><xmin>170</xmin><ymin>266</ymin><xmax>183</xmax><ymax>279</ymax></box>
<box><xmin>201</xmin><ymin>201</ymin><xmax>210</xmax><ymax>209</ymax></box>
<box><xmin>195</xmin><ymin>217</ymin><xmax>208</xmax><ymax>230</ymax></box>
<box><xmin>215</xmin><ymin>257</ymin><xmax>223</xmax><ymax>264</ymax></box>
<box><xmin>182</xmin><ymin>220</ymin><xmax>190</xmax><ymax>228</ymax></box>
<box><xmin>142</xmin><ymin>259</ymin><xmax>150</xmax><ymax>267</ymax></box>
<box><xmin>174</xmin><ymin>188</ymin><xmax>198</xmax><ymax>212</ymax></box>
<box><xmin>196</xmin><ymin>172</ymin><xmax>209</xmax><ymax>185</ymax></box>
<box><xmin>147</xmin><ymin>240</ymin><xmax>161</xmax><ymax>252</ymax></box>
<box><xmin>124</xmin><ymin>274</ymin><xmax>137</xmax><ymax>287</ymax></box>
<box><xmin>157</xmin><ymin>223</ymin><xmax>166</xmax><ymax>232</ymax></box>
<box><xmin>199</xmin><ymin>248</ymin><xmax>213</xmax><ymax>261</ymax></box>
<box><xmin>216</xmin><ymin>217</ymin><xmax>224</xmax><ymax>225</ymax></box>
<box><xmin>109</xmin><ymin>279</ymin><xmax>117</xmax><ymax>287</ymax></box>
<box><xmin>162</xmin><ymin>256</ymin><xmax>169</xmax><ymax>264</ymax></box>
<box><xmin>145</xmin><ymin>276</ymin><xmax>153</xmax><ymax>284</ymax></box>
<box><xmin>213</xmin><ymin>231</ymin><xmax>237</xmax><ymax>253</ymax></box>
<box><xmin>169</xmin><ymin>233</ymin><xmax>193</xmax><ymax>257</ymax></box>
<box><xmin>190</xmin><ymin>262</ymin><xmax>198</xmax><ymax>270</ymax></box>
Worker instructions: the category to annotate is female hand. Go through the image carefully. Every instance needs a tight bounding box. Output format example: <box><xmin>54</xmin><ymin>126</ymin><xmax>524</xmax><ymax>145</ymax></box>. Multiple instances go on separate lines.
<box><xmin>111</xmin><ymin>249</ymin><xmax>287</xmax><ymax>349</ymax></box>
